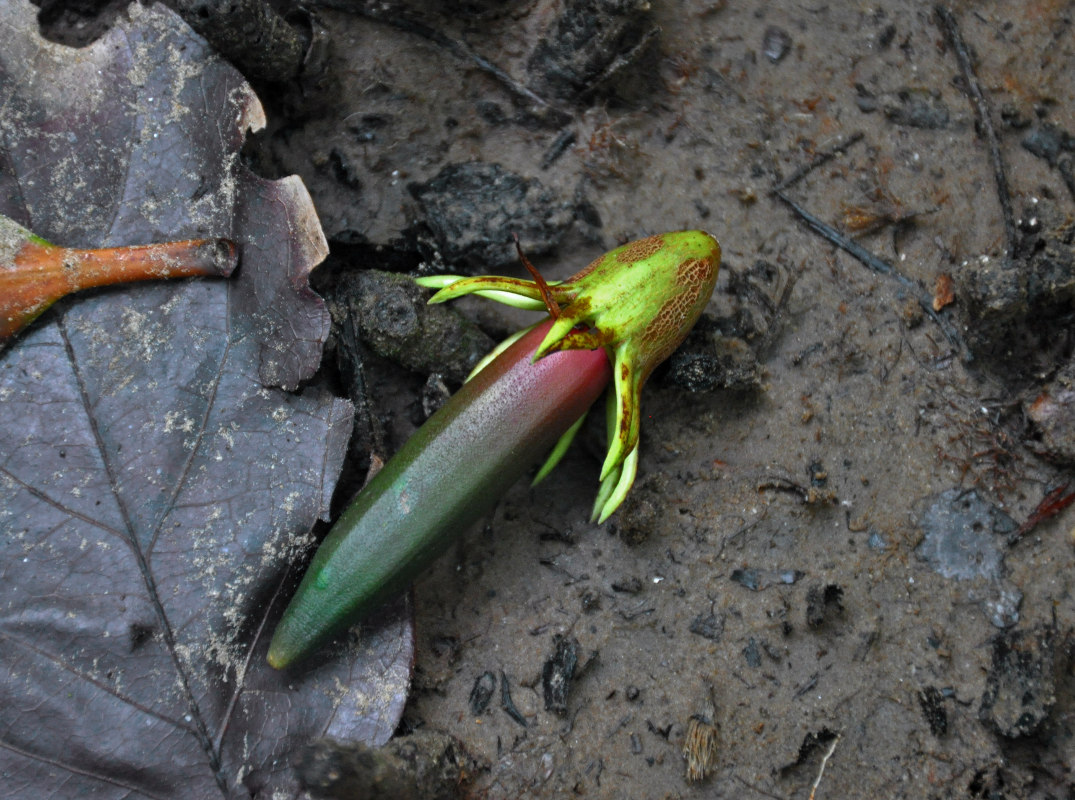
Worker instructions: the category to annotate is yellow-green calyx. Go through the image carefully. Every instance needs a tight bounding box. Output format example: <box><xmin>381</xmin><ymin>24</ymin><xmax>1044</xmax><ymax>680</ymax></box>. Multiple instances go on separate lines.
<box><xmin>416</xmin><ymin>230</ymin><xmax>720</xmax><ymax>522</ymax></box>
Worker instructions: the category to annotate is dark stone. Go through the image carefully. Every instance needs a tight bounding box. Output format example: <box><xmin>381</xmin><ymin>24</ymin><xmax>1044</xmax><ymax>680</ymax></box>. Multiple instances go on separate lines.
<box><xmin>731</xmin><ymin>568</ymin><xmax>760</xmax><ymax>591</ymax></box>
<box><xmin>883</xmin><ymin>88</ymin><xmax>950</xmax><ymax>129</ymax></box>
<box><xmin>742</xmin><ymin>637</ymin><xmax>761</xmax><ymax>667</ymax></box>
<box><xmin>689</xmin><ymin>613</ymin><xmax>725</xmax><ymax>642</ymax></box>
<box><xmin>915</xmin><ymin>489</ymin><xmax>1014</xmax><ymax>581</ymax></box>
<box><xmin>762</xmin><ymin>26</ymin><xmax>792</xmax><ymax>63</ymax></box>
<box><xmin>855</xmin><ymin>92</ymin><xmax>879</xmax><ymax>114</ymax></box>
<box><xmin>913</xmin><ymin>492</ymin><xmax>1022</xmax><ymax>625</ymax></box>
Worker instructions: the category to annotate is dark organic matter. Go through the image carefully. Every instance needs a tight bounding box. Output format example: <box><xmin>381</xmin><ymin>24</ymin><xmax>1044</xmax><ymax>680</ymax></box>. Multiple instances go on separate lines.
<box><xmin>326</xmin><ymin>268</ymin><xmax>494</xmax><ymax>383</ymax></box>
<box><xmin>469</xmin><ymin>671</ymin><xmax>497</xmax><ymax>715</ymax></box>
<box><xmin>295</xmin><ymin>732</ymin><xmax>473</xmax><ymax>800</ymax></box>
<box><xmin>918</xmin><ymin>686</ymin><xmax>949</xmax><ymax>737</ymax></box>
<box><xmin>959</xmin><ymin>199</ymin><xmax>1075</xmax><ymax>376</ymax></box>
<box><xmin>666</xmin><ymin>337</ymin><xmax>762</xmax><ymax>392</ymax></box>
<box><xmin>542</xmin><ymin>635</ymin><xmax>580</xmax><ymax>716</ymax></box>
<box><xmin>804</xmin><ymin>583</ymin><xmax>844</xmax><ymax>628</ymax></box>
<box><xmin>167</xmin><ymin>0</ymin><xmax>310</xmax><ymax>82</ymax></box>
<box><xmin>526</xmin><ymin>0</ymin><xmax>657</xmax><ymax>102</ymax></box>
<box><xmin>408</xmin><ymin>162</ymin><xmax>574</xmax><ymax>270</ymax></box>
<box><xmin>979</xmin><ymin>627</ymin><xmax>1057</xmax><ymax>738</ymax></box>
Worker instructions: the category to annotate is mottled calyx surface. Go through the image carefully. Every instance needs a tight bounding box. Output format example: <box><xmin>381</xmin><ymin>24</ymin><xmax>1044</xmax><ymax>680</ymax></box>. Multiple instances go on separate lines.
<box><xmin>537</xmin><ymin>231</ymin><xmax>720</xmax><ymax>499</ymax></box>
<box><xmin>421</xmin><ymin>230</ymin><xmax>720</xmax><ymax>522</ymax></box>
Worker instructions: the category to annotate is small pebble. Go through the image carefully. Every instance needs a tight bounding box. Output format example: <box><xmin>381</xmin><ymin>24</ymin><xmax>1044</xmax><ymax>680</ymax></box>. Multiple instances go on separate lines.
<box><xmin>762</xmin><ymin>26</ymin><xmax>792</xmax><ymax>62</ymax></box>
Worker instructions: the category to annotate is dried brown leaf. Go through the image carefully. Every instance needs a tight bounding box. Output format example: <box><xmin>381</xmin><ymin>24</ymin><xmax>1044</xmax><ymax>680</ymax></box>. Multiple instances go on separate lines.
<box><xmin>0</xmin><ymin>3</ymin><xmax>413</xmax><ymax>797</ymax></box>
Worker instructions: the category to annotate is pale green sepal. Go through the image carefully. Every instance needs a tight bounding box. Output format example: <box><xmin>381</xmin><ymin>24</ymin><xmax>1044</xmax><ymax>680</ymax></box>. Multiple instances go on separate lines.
<box><xmin>532</xmin><ymin>412</ymin><xmax>587</xmax><ymax>486</ymax></box>
<box><xmin>591</xmin><ymin>463</ymin><xmax>618</xmax><ymax>522</ymax></box>
<box><xmin>590</xmin><ymin>389</ymin><xmax>620</xmax><ymax>519</ymax></box>
<box><xmin>416</xmin><ymin>275</ymin><xmax>551</xmax><ymax>309</ymax></box>
<box><xmin>414</xmin><ymin>274</ymin><xmax>465</xmax><ymax>289</ymax></box>
<box><xmin>593</xmin><ymin>442</ymin><xmax>639</xmax><ymax>523</ymax></box>
<box><xmin>470</xmin><ymin>291</ymin><xmax>549</xmax><ymax>310</ymax></box>
<box><xmin>534</xmin><ymin>313</ymin><xmax>581</xmax><ymax>361</ymax></box>
<box><xmin>600</xmin><ymin>344</ymin><xmax>641</xmax><ymax>481</ymax></box>
<box><xmin>466</xmin><ymin>324</ymin><xmax>536</xmax><ymax>382</ymax></box>
<box><xmin>417</xmin><ymin>277</ymin><xmax>549</xmax><ymax>312</ymax></box>
<box><xmin>424</xmin><ymin>275</ymin><xmax>565</xmax><ymax>306</ymax></box>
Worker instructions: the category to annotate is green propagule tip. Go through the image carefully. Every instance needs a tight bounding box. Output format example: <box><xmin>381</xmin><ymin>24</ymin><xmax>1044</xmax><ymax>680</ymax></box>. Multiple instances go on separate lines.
<box><xmin>267</xmin><ymin>231</ymin><xmax>720</xmax><ymax>669</ymax></box>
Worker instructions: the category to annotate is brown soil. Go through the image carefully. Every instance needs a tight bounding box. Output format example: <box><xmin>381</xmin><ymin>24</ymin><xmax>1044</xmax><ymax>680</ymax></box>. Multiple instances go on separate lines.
<box><xmin>258</xmin><ymin>0</ymin><xmax>1075</xmax><ymax>796</ymax></box>
<box><xmin>38</xmin><ymin>0</ymin><xmax>1071</xmax><ymax>796</ymax></box>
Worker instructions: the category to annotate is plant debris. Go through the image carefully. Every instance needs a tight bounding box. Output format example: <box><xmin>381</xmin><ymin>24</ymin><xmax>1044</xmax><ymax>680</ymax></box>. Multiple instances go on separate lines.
<box><xmin>542</xmin><ymin>635</ymin><xmax>580</xmax><ymax>716</ymax></box>
<box><xmin>683</xmin><ymin>715</ymin><xmax>719</xmax><ymax>782</ymax></box>
<box><xmin>979</xmin><ymin>627</ymin><xmax>1056</xmax><ymax>738</ymax></box>
<box><xmin>0</xmin><ymin>5</ymin><xmax>413</xmax><ymax>795</ymax></box>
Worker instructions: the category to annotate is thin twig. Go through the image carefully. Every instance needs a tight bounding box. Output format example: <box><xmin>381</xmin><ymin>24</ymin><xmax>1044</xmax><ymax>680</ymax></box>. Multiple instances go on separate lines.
<box><xmin>808</xmin><ymin>733</ymin><xmax>841</xmax><ymax>800</ymax></box>
<box><xmin>514</xmin><ymin>233</ymin><xmax>561</xmax><ymax>318</ymax></box>
<box><xmin>774</xmin><ymin>191</ymin><xmax>903</xmax><ymax>281</ymax></box>
<box><xmin>774</xmin><ymin>189</ymin><xmax>967</xmax><ymax>357</ymax></box>
<box><xmin>1009</xmin><ymin>483</ymin><xmax>1075</xmax><ymax>545</ymax></box>
<box><xmin>578</xmin><ymin>25</ymin><xmax>661</xmax><ymax>102</ymax></box>
<box><xmin>541</xmin><ymin>128</ymin><xmax>578</xmax><ymax>169</ymax></box>
<box><xmin>732</xmin><ymin>774</ymin><xmax>784</xmax><ymax>799</ymax></box>
<box><xmin>499</xmin><ymin>670</ymin><xmax>529</xmax><ymax>727</ymax></box>
<box><xmin>773</xmin><ymin>131</ymin><xmax>865</xmax><ymax>193</ymax></box>
<box><xmin>935</xmin><ymin>6</ymin><xmax>1017</xmax><ymax>257</ymax></box>
<box><xmin>316</xmin><ymin>0</ymin><xmax>571</xmax><ymax>124</ymax></box>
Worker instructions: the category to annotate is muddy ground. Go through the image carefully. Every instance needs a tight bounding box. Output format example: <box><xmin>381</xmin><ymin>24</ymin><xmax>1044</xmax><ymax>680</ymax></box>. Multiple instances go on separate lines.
<box><xmin>260</xmin><ymin>1</ymin><xmax>1075</xmax><ymax>797</ymax></box>
<box><xmin>50</xmin><ymin>0</ymin><xmax>1075</xmax><ymax>797</ymax></box>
